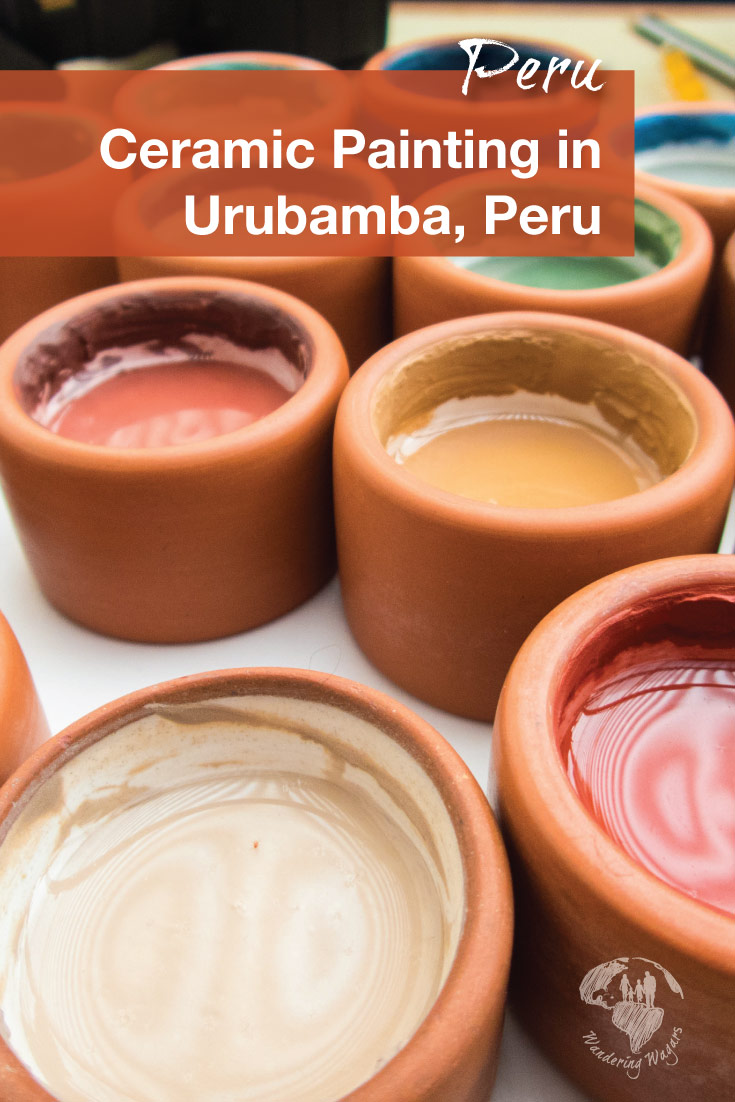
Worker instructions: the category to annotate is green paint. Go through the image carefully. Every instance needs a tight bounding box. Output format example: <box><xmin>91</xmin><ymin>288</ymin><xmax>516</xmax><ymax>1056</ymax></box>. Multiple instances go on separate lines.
<box><xmin>636</xmin><ymin>141</ymin><xmax>735</xmax><ymax>188</ymax></box>
<box><xmin>452</xmin><ymin>200</ymin><xmax>682</xmax><ymax>291</ymax></box>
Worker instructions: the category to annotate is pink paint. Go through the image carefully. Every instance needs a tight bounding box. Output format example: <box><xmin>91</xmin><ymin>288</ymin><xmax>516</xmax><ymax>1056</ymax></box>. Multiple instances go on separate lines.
<box><xmin>564</xmin><ymin>651</ymin><xmax>735</xmax><ymax>917</ymax></box>
<box><xmin>35</xmin><ymin>355</ymin><xmax>294</xmax><ymax>448</ymax></box>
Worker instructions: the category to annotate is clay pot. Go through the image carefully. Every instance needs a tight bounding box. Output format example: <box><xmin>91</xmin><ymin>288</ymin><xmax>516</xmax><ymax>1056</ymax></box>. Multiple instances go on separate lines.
<box><xmin>0</xmin><ymin>276</ymin><xmax>348</xmax><ymax>642</ymax></box>
<box><xmin>394</xmin><ymin>181</ymin><xmax>713</xmax><ymax>356</ymax></box>
<box><xmin>0</xmin><ymin>102</ymin><xmax>120</xmax><ymax>342</ymax></box>
<box><xmin>0</xmin><ymin>611</ymin><xmax>48</xmax><ymax>785</ymax></box>
<box><xmin>494</xmin><ymin>554</ymin><xmax>735</xmax><ymax>1102</ymax></box>
<box><xmin>635</xmin><ymin>103</ymin><xmax>735</xmax><ymax>254</ymax></box>
<box><xmin>705</xmin><ymin>230</ymin><xmax>735</xmax><ymax>412</ymax></box>
<box><xmin>115</xmin><ymin>162</ymin><xmax>392</xmax><ymax>372</ymax></box>
<box><xmin>0</xmin><ymin>666</ymin><xmax>512</xmax><ymax>1102</ymax></box>
<box><xmin>334</xmin><ymin>312</ymin><xmax>735</xmax><ymax>720</ymax></box>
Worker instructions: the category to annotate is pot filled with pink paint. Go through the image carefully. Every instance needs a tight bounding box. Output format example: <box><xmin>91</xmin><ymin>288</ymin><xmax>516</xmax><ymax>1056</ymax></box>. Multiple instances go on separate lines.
<box><xmin>0</xmin><ymin>276</ymin><xmax>348</xmax><ymax>641</ymax></box>
<box><xmin>495</xmin><ymin>554</ymin><xmax>735</xmax><ymax>1102</ymax></box>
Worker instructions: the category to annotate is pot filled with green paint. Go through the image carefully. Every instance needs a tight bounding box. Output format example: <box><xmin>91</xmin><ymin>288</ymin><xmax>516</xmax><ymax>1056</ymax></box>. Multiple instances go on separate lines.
<box><xmin>394</xmin><ymin>181</ymin><xmax>713</xmax><ymax>355</ymax></box>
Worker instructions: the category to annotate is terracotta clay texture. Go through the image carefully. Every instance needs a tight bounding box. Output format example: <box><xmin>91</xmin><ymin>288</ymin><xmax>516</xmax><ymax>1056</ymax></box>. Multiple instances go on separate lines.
<box><xmin>494</xmin><ymin>555</ymin><xmax>735</xmax><ymax>1102</ymax></box>
<box><xmin>0</xmin><ymin>276</ymin><xmax>348</xmax><ymax>642</ymax></box>
<box><xmin>0</xmin><ymin>612</ymin><xmax>48</xmax><ymax>785</ymax></box>
<box><xmin>334</xmin><ymin>312</ymin><xmax>735</xmax><ymax>720</ymax></box>
<box><xmin>706</xmin><ymin>230</ymin><xmax>735</xmax><ymax>413</ymax></box>
<box><xmin>0</xmin><ymin>667</ymin><xmax>513</xmax><ymax>1102</ymax></box>
<box><xmin>635</xmin><ymin>103</ymin><xmax>735</xmax><ymax>255</ymax></box>
<box><xmin>394</xmin><ymin>182</ymin><xmax>713</xmax><ymax>356</ymax></box>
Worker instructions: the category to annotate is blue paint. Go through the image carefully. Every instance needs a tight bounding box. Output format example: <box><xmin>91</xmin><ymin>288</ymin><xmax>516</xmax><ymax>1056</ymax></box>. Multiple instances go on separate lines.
<box><xmin>635</xmin><ymin>112</ymin><xmax>735</xmax><ymax>189</ymax></box>
<box><xmin>382</xmin><ymin>40</ymin><xmax>562</xmax><ymax>72</ymax></box>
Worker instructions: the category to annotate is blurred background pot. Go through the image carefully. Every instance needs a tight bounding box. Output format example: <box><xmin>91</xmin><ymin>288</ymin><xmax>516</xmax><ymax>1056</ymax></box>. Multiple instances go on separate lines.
<box><xmin>0</xmin><ymin>276</ymin><xmax>348</xmax><ymax>642</ymax></box>
<box><xmin>635</xmin><ymin>103</ymin><xmax>735</xmax><ymax>255</ymax></box>
<box><xmin>0</xmin><ymin>610</ymin><xmax>48</xmax><ymax>785</ymax></box>
<box><xmin>705</xmin><ymin>230</ymin><xmax>735</xmax><ymax>413</ymax></box>
<box><xmin>494</xmin><ymin>554</ymin><xmax>735</xmax><ymax>1102</ymax></box>
<box><xmin>334</xmin><ymin>312</ymin><xmax>735</xmax><ymax>720</ymax></box>
<box><xmin>115</xmin><ymin>162</ymin><xmax>392</xmax><ymax>372</ymax></box>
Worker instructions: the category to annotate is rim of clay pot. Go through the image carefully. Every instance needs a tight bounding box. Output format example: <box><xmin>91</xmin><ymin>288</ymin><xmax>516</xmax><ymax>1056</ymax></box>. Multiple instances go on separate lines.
<box><xmin>404</xmin><ymin>179</ymin><xmax>712</xmax><ymax>310</ymax></box>
<box><xmin>152</xmin><ymin>50</ymin><xmax>336</xmax><ymax>71</ymax></box>
<box><xmin>635</xmin><ymin>102</ymin><xmax>735</xmax><ymax>202</ymax></box>
<box><xmin>113</xmin><ymin>159</ymin><xmax>394</xmax><ymax>264</ymax></box>
<box><xmin>361</xmin><ymin>34</ymin><xmax>596</xmax><ymax>130</ymax></box>
<box><xmin>495</xmin><ymin>554</ymin><xmax>735</xmax><ymax>969</ymax></box>
<box><xmin>339</xmin><ymin>310</ymin><xmax>735</xmax><ymax>536</ymax></box>
<box><xmin>0</xmin><ymin>667</ymin><xmax>513</xmax><ymax>1102</ymax></box>
<box><xmin>0</xmin><ymin>275</ymin><xmax>347</xmax><ymax>472</ymax></box>
<box><xmin>0</xmin><ymin>101</ymin><xmax>108</xmax><ymax>199</ymax></box>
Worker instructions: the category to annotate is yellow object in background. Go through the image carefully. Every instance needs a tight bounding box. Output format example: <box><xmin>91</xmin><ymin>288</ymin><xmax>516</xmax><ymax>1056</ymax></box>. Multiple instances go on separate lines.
<box><xmin>664</xmin><ymin>48</ymin><xmax>709</xmax><ymax>101</ymax></box>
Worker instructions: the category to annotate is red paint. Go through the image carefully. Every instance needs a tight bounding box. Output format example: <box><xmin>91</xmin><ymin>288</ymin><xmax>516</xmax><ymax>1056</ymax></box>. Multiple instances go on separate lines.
<box><xmin>564</xmin><ymin>652</ymin><xmax>735</xmax><ymax>916</ymax></box>
<box><xmin>38</xmin><ymin>358</ymin><xmax>293</xmax><ymax>448</ymax></box>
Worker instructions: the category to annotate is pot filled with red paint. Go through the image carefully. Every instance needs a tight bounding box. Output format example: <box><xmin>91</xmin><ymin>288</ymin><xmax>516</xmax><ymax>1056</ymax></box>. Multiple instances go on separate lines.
<box><xmin>0</xmin><ymin>277</ymin><xmax>348</xmax><ymax>641</ymax></box>
<box><xmin>494</xmin><ymin>554</ymin><xmax>735</xmax><ymax>1102</ymax></box>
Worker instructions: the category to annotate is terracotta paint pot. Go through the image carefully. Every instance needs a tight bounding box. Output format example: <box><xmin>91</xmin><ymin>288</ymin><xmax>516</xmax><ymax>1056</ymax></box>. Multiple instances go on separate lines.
<box><xmin>334</xmin><ymin>312</ymin><xmax>735</xmax><ymax>720</ymax></box>
<box><xmin>362</xmin><ymin>36</ymin><xmax>596</xmax><ymax>141</ymax></box>
<box><xmin>115</xmin><ymin>162</ymin><xmax>392</xmax><ymax>372</ymax></box>
<box><xmin>494</xmin><ymin>554</ymin><xmax>735</xmax><ymax>1101</ymax></box>
<box><xmin>0</xmin><ymin>276</ymin><xmax>348</xmax><ymax>642</ymax></box>
<box><xmin>705</xmin><ymin>230</ymin><xmax>735</xmax><ymax>412</ymax></box>
<box><xmin>394</xmin><ymin>182</ymin><xmax>713</xmax><ymax>356</ymax></box>
<box><xmin>0</xmin><ymin>667</ymin><xmax>512</xmax><ymax>1102</ymax></box>
<box><xmin>0</xmin><ymin>102</ymin><xmax>120</xmax><ymax>342</ymax></box>
<box><xmin>0</xmin><ymin>611</ymin><xmax>48</xmax><ymax>785</ymax></box>
<box><xmin>635</xmin><ymin>104</ymin><xmax>735</xmax><ymax>254</ymax></box>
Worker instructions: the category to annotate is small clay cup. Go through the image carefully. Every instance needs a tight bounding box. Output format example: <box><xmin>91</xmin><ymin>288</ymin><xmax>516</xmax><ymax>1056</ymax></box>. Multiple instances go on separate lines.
<box><xmin>494</xmin><ymin>554</ymin><xmax>735</xmax><ymax>1102</ymax></box>
<box><xmin>334</xmin><ymin>312</ymin><xmax>735</xmax><ymax>719</ymax></box>
<box><xmin>0</xmin><ymin>276</ymin><xmax>348</xmax><ymax>642</ymax></box>
<box><xmin>0</xmin><ymin>102</ymin><xmax>118</xmax><ymax>342</ymax></box>
<box><xmin>0</xmin><ymin>667</ymin><xmax>513</xmax><ymax>1102</ymax></box>
<box><xmin>635</xmin><ymin>104</ymin><xmax>735</xmax><ymax>254</ymax></box>
<box><xmin>705</xmin><ymin>230</ymin><xmax>735</xmax><ymax>412</ymax></box>
<box><xmin>0</xmin><ymin>611</ymin><xmax>48</xmax><ymax>785</ymax></box>
<box><xmin>115</xmin><ymin>162</ymin><xmax>392</xmax><ymax>372</ymax></box>
<box><xmin>394</xmin><ymin>181</ymin><xmax>713</xmax><ymax>356</ymax></box>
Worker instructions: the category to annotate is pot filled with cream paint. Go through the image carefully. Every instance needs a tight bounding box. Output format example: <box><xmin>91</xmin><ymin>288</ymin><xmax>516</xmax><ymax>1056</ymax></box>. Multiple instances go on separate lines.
<box><xmin>334</xmin><ymin>311</ymin><xmax>735</xmax><ymax>720</ymax></box>
<box><xmin>394</xmin><ymin>180</ymin><xmax>713</xmax><ymax>355</ymax></box>
<box><xmin>495</xmin><ymin>554</ymin><xmax>735</xmax><ymax>1101</ymax></box>
<box><xmin>0</xmin><ymin>667</ymin><xmax>512</xmax><ymax>1102</ymax></box>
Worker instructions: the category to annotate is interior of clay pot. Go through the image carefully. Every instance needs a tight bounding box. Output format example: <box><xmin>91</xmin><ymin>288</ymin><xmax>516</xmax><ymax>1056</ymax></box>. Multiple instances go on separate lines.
<box><xmin>555</xmin><ymin>581</ymin><xmax>735</xmax><ymax>746</ymax></box>
<box><xmin>635</xmin><ymin>111</ymin><xmax>735</xmax><ymax>188</ymax></box>
<box><xmin>13</xmin><ymin>289</ymin><xmax>312</xmax><ymax>419</ymax></box>
<box><xmin>0</xmin><ymin>691</ymin><xmax>465</xmax><ymax>1102</ymax></box>
<box><xmin>371</xmin><ymin>324</ymin><xmax>696</xmax><ymax>479</ymax></box>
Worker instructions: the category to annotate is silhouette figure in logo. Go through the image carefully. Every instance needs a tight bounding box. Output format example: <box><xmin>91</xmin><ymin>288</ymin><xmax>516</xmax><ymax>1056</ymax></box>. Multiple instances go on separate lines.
<box><xmin>580</xmin><ymin>956</ymin><xmax>683</xmax><ymax>1056</ymax></box>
